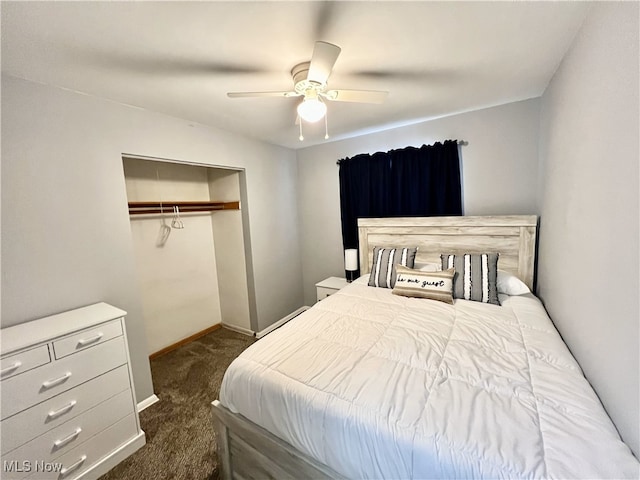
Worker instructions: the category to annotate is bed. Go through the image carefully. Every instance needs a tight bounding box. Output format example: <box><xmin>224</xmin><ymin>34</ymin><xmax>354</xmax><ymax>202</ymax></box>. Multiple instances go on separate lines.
<box><xmin>212</xmin><ymin>215</ymin><xmax>639</xmax><ymax>479</ymax></box>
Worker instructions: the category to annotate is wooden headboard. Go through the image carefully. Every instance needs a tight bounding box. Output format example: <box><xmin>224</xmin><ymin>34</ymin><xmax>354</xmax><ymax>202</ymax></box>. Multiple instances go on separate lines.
<box><xmin>357</xmin><ymin>215</ymin><xmax>538</xmax><ymax>290</ymax></box>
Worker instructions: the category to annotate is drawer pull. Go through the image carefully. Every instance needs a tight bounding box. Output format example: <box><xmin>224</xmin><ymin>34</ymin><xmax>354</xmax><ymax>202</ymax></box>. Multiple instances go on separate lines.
<box><xmin>48</xmin><ymin>400</ymin><xmax>77</xmax><ymax>419</ymax></box>
<box><xmin>42</xmin><ymin>371</ymin><xmax>72</xmax><ymax>389</ymax></box>
<box><xmin>53</xmin><ymin>427</ymin><xmax>82</xmax><ymax>449</ymax></box>
<box><xmin>77</xmin><ymin>333</ymin><xmax>104</xmax><ymax>347</ymax></box>
<box><xmin>59</xmin><ymin>455</ymin><xmax>87</xmax><ymax>478</ymax></box>
<box><xmin>0</xmin><ymin>361</ymin><xmax>22</xmax><ymax>376</ymax></box>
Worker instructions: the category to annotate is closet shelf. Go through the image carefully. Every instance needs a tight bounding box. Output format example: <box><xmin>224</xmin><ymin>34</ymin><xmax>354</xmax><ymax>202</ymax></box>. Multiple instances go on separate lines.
<box><xmin>128</xmin><ymin>201</ymin><xmax>240</xmax><ymax>215</ymax></box>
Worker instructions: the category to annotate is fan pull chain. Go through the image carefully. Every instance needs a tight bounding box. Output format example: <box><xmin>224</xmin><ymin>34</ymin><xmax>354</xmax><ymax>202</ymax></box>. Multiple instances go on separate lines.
<box><xmin>297</xmin><ymin>112</ymin><xmax>330</xmax><ymax>141</ymax></box>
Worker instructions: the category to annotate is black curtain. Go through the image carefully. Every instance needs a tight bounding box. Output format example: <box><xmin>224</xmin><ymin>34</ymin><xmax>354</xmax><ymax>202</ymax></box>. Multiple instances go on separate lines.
<box><xmin>338</xmin><ymin>140</ymin><xmax>462</xmax><ymax>249</ymax></box>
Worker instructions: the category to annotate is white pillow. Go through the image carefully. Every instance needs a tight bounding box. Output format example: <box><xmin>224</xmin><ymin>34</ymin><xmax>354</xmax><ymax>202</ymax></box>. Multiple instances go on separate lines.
<box><xmin>497</xmin><ymin>270</ymin><xmax>530</xmax><ymax>295</ymax></box>
<box><xmin>414</xmin><ymin>262</ymin><xmax>442</xmax><ymax>272</ymax></box>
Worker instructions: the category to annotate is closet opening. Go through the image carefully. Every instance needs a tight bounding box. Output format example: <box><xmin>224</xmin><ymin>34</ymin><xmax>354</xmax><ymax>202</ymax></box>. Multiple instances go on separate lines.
<box><xmin>122</xmin><ymin>155</ymin><xmax>256</xmax><ymax>359</ymax></box>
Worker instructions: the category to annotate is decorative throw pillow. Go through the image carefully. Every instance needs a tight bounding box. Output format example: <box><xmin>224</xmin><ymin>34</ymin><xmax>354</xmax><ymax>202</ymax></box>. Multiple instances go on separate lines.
<box><xmin>368</xmin><ymin>246</ymin><xmax>417</xmax><ymax>288</ymax></box>
<box><xmin>392</xmin><ymin>265</ymin><xmax>455</xmax><ymax>304</ymax></box>
<box><xmin>441</xmin><ymin>253</ymin><xmax>500</xmax><ymax>305</ymax></box>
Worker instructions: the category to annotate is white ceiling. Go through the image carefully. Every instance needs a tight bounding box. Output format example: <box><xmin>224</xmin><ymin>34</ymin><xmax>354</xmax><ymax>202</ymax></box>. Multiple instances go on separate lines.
<box><xmin>1</xmin><ymin>1</ymin><xmax>590</xmax><ymax>149</ymax></box>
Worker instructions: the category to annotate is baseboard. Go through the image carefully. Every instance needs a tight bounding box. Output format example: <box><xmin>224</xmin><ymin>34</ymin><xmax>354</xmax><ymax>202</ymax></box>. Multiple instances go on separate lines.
<box><xmin>221</xmin><ymin>323</ymin><xmax>255</xmax><ymax>336</ymax></box>
<box><xmin>150</xmin><ymin>323</ymin><xmax>222</xmax><ymax>360</ymax></box>
<box><xmin>256</xmin><ymin>306</ymin><xmax>310</xmax><ymax>339</ymax></box>
<box><xmin>137</xmin><ymin>394</ymin><xmax>160</xmax><ymax>413</ymax></box>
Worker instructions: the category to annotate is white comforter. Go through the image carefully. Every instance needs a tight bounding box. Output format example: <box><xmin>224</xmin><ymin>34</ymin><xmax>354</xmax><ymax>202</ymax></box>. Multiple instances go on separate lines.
<box><xmin>220</xmin><ymin>277</ymin><xmax>639</xmax><ymax>479</ymax></box>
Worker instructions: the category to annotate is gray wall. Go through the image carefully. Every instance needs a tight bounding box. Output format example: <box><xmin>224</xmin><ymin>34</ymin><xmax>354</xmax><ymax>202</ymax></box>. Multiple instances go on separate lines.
<box><xmin>537</xmin><ymin>2</ymin><xmax>639</xmax><ymax>457</ymax></box>
<box><xmin>296</xmin><ymin>99</ymin><xmax>541</xmax><ymax>305</ymax></box>
<box><xmin>1</xmin><ymin>75</ymin><xmax>303</xmax><ymax>403</ymax></box>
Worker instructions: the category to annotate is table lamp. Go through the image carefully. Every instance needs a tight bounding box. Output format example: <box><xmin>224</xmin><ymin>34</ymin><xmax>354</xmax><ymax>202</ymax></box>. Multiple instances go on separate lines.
<box><xmin>345</xmin><ymin>249</ymin><xmax>358</xmax><ymax>283</ymax></box>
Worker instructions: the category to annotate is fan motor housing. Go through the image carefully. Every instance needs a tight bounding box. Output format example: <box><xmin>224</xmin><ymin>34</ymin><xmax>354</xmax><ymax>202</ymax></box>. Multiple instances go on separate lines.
<box><xmin>292</xmin><ymin>62</ymin><xmax>324</xmax><ymax>95</ymax></box>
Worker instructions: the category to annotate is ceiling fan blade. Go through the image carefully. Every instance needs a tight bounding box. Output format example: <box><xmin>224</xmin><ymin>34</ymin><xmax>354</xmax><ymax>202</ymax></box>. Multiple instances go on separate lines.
<box><xmin>69</xmin><ymin>46</ymin><xmax>270</xmax><ymax>76</ymax></box>
<box><xmin>323</xmin><ymin>89</ymin><xmax>388</xmax><ymax>104</ymax></box>
<box><xmin>227</xmin><ymin>91</ymin><xmax>299</xmax><ymax>98</ymax></box>
<box><xmin>313</xmin><ymin>2</ymin><xmax>339</xmax><ymax>41</ymax></box>
<box><xmin>307</xmin><ymin>41</ymin><xmax>341</xmax><ymax>85</ymax></box>
<box><xmin>349</xmin><ymin>68</ymin><xmax>459</xmax><ymax>82</ymax></box>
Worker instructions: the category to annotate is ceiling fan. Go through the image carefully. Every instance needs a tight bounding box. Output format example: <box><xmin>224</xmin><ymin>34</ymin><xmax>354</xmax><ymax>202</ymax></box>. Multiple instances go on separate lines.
<box><xmin>227</xmin><ymin>41</ymin><xmax>388</xmax><ymax>140</ymax></box>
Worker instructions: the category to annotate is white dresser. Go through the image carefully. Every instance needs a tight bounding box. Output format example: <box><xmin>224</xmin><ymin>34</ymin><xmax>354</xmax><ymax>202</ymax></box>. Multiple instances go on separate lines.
<box><xmin>1</xmin><ymin>303</ymin><xmax>146</xmax><ymax>479</ymax></box>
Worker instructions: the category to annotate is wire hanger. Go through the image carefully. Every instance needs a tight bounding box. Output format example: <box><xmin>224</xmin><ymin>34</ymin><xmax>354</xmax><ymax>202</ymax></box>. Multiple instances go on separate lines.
<box><xmin>171</xmin><ymin>205</ymin><xmax>184</xmax><ymax>229</ymax></box>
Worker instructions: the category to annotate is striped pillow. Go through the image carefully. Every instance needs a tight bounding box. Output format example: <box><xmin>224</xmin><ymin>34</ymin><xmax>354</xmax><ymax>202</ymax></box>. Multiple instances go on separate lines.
<box><xmin>368</xmin><ymin>247</ymin><xmax>417</xmax><ymax>288</ymax></box>
<box><xmin>392</xmin><ymin>265</ymin><xmax>455</xmax><ymax>304</ymax></box>
<box><xmin>441</xmin><ymin>253</ymin><xmax>500</xmax><ymax>305</ymax></box>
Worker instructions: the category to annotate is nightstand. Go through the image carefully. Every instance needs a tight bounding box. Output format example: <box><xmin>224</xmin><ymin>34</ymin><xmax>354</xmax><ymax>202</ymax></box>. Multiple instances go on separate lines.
<box><xmin>315</xmin><ymin>277</ymin><xmax>348</xmax><ymax>302</ymax></box>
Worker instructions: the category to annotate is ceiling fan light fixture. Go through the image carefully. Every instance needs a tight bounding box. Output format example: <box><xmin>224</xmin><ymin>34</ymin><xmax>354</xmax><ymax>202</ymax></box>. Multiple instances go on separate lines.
<box><xmin>226</xmin><ymin>41</ymin><xmax>388</xmax><ymax>142</ymax></box>
<box><xmin>297</xmin><ymin>97</ymin><xmax>327</xmax><ymax>123</ymax></box>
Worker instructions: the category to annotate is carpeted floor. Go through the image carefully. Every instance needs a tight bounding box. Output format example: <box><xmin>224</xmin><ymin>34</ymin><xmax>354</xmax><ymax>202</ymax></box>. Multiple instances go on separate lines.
<box><xmin>100</xmin><ymin>327</ymin><xmax>255</xmax><ymax>480</ymax></box>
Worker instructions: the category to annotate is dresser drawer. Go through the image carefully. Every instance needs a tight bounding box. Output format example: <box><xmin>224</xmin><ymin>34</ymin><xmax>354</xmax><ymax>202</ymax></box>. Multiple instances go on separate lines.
<box><xmin>1</xmin><ymin>338</ymin><xmax>127</xmax><ymax>420</ymax></box>
<box><xmin>1</xmin><ymin>345</ymin><xmax>51</xmax><ymax>381</ymax></box>
<box><xmin>53</xmin><ymin>320</ymin><xmax>123</xmax><ymax>360</ymax></box>
<box><xmin>3</xmin><ymin>390</ymin><xmax>135</xmax><ymax>479</ymax></box>
<box><xmin>2</xmin><ymin>365</ymin><xmax>131</xmax><ymax>454</ymax></box>
<box><xmin>26</xmin><ymin>414</ymin><xmax>139</xmax><ymax>480</ymax></box>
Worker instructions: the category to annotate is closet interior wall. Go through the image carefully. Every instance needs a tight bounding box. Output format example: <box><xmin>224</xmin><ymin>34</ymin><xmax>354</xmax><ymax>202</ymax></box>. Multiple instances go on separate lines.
<box><xmin>123</xmin><ymin>157</ymin><xmax>251</xmax><ymax>356</ymax></box>
<box><xmin>207</xmin><ymin>168</ymin><xmax>251</xmax><ymax>335</ymax></box>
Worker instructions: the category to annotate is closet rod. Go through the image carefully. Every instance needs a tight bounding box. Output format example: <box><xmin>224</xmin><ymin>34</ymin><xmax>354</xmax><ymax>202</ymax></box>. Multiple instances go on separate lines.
<box><xmin>128</xmin><ymin>201</ymin><xmax>240</xmax><ymax>215</ymax></box>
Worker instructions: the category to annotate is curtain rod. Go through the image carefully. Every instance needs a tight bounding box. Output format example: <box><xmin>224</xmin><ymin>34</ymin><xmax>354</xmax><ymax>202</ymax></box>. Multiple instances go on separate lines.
<box><xmin>336</xmin><ymin>140</ymin><xmax>467</xmax><ymax>165</ymax></box>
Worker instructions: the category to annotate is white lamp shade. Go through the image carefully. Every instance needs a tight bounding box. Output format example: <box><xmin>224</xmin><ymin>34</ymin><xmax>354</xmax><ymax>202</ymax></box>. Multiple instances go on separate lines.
<box><xmin>344</xmin><ymin>249</ymin><xmax>358</xmax><ymax>271</ymax></box>
<box><xmin>297</xmin><ymin>98</ymin><xmax>327</xmax><ymax>123</ymax></box>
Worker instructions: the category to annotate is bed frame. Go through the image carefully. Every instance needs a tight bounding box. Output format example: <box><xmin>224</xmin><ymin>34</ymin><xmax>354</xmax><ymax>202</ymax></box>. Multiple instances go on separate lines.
<box><xmin>212</xmin><ymin>215</ymin><xmax>538</xmax><ymax>480</ymax></box>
